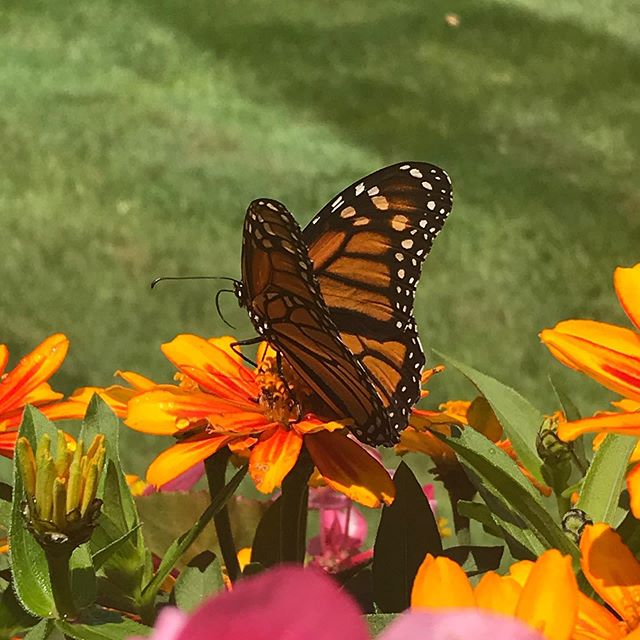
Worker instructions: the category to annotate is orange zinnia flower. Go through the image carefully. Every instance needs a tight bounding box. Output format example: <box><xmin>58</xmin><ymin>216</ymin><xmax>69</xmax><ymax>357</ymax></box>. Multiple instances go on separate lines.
<box><xmin>0</xmin><ymin>334</ymin><xmax>87</xmax><ymax>458</ymax></box>
<box><xmin>125</xmin><ymin>335</ymin><xmax>395</xmax><ymax>508</ymax></box>
<box><xmin>540</xmin><ymin>262</ymin><xmax>640</xmax><ymax>514</ymax></box>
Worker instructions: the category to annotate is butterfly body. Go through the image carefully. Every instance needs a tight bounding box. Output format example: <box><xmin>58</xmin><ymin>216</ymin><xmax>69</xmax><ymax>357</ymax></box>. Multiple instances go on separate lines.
<box><xmin>237</xmin><ymin>162</ymin><xmax>452</xmax><ymax>446</ymax></box>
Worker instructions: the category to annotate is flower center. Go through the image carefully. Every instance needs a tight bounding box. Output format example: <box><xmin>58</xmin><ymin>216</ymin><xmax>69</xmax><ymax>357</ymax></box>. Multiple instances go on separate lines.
<box><xmin>255</xmin><ymin>356</ymin><xmax>302</xmax><ymax>425</ymax></box>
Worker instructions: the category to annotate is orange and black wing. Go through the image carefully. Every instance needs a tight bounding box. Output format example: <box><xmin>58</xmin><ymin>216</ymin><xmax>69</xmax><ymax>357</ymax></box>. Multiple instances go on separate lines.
<box><xmin>239</xmin><ymin>199</ymin><xmax>393</xmax><ymax>445</ymax></box>
<box><xmin>303</xmin><ymin>162</ymin><xmax>453</xmax><ymax>434</ymax></box>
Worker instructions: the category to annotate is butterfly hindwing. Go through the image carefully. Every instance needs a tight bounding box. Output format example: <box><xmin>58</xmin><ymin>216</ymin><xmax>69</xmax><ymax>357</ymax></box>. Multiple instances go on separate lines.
<box><xmin>239</xmin><ymin>198</ymin><xmax>394</xmax><ymax>445</ymax></box>
<box><xmin>303</xmin><ymin>162</ymin><xmax>453</xmax><ymax>434</ymax></box>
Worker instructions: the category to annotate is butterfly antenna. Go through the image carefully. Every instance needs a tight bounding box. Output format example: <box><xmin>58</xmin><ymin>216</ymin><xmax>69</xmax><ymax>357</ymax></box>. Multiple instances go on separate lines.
<box><xmin>215</xmin><ymin>289</ymin><xmax>237</xmax><ymax>330</ymax></box>
<box><xmin>150</xmin><ymin>275</ymin><xmax>239</xmax><ymax>289</ymax></box>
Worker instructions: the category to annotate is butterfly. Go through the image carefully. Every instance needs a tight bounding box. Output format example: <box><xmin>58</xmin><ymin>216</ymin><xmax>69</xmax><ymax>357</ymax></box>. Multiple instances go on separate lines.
<box><xmin>235</xmin><ymin>162</ymin><xmax>452</xmax><ymax>446</ymax></box>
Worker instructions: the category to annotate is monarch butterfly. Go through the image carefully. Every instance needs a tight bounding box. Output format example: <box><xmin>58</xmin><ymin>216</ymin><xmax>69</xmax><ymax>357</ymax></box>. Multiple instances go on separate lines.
<box><xmin>235</xmin><ymin>162</ymin><xmax>452</xmax><ymax>446</ymax></box>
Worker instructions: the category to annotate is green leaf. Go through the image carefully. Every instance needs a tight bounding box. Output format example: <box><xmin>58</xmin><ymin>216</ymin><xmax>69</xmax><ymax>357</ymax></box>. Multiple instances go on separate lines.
<box><xmin>140</xmin><ymin>464</ymin><xmax>247</xmax><ymax>612</ymax></box>
<box><xmin>92</xmin><ymin>525</ymin><xmax>142</xmax><ymax>570</ymax></box>
<box><xmin>0</xmin><ymin>582</ymin><xmax>38</xmax><ymax>636</ymax></box>
<box><xmin>442</xmin><ymin>428</ymin><xmax>579</xmax><ymax>561</ymax></box>
<box><xmin>434</xmin><ymin>349</ymin><xmax>545</xmax><ymax>482</ymax></box>
<box><xmin>373</xmin><ymin>461</ymin><xmax>442</xmax><ymax>613</ymax></box>
<box><xmin>55</xmin><ymin>607</ymin><xmax>151</xmax><ymax>639</ymax></box>
<box><xmin>25</xmin><ymin>619</ymin><xmax>65</xmax><ymax>640</ymax></box>
<box><xmin>173</xmin><ymin>551</ymin><xmax>224</xmax><ymax>611</ymax></box>
<box><xmin>366</xmin><ymin>614</ymin><xmax>397</xmax><ymax>636</ymax></box>
<box><xmin>71</xmin><ymin>545</ymin><xmax>97</xmax><ymax>610</ymax></box>
<box><xmin>251</xmin><ymin>497</ymin><xmax>282</xmax><ymax>568</ymax></box>
<box><xmin>9</xmin><ymin>407</ymin><xmax>57</xmax><ymax>617</ymax></box>
<box><xmin>81</xmin><ymin>397</ymin><xmax>151</xmax><ymax>612</ymax></box>
<box><xmin>548</xmin><ymin>375</ymin><xmax>581</xmax><ymax>422</ymax></box>
<box><xmin>576</xmin><ymin>434</ymin><xmax>637</xmax><ymax>525</ymax></box>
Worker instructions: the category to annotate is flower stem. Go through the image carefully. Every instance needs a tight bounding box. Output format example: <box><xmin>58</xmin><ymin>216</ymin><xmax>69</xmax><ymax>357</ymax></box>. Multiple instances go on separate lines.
<box><xmin>280</xmin><ymin>446</ymin><xmax>313</xmax><ymax>563</ymax></box>
<box><xmin>46</xmin><ymin>547</ymin><xmax>77</xmax><ymax>620</ymax></box>
<box><xmin>204</xmin><ymin>448</ymin><xmax>241</xmax><ymax>583</ymax></box>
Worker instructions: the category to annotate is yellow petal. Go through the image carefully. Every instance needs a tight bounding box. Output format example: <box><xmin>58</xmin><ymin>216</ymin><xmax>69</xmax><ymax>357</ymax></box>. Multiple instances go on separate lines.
<box><xmin>161</xmin><ymin>334</ymin><xmax>257</xmax><ymax>401</ymax></box>
<box><xmin>515</xmin><ymin>549</ymin><xmax>578</xmax><ymax>640</ymax></box>
<box><xmin>507</xmin><ymin>560</ymin><xmax>534</xmax><ymax>586</ymax></box>
<box><xmin>0</xmin><ymin>334</ymin><xmax>69</xmax><ymax>414</ymax></box>
<box><xmin>396</xmin><ymin>426</ymin><xmax>457</xmax><ymax>463</ymax></box>
<box><xmin>411</xmin><ymin>554</ymin><xmax>475</xmax><ymax>608</ymax></box>
<box><xmin>293</xmin><ymin>418</ymin><xmax>347</xmax><ymax>434</ymax></box>
<box><xmin>474</xmin><ymin>572</ymin><xmax>521</xmax><ymax>616</ymax></box>
<box><xmin>558</xmin><ymin>412</ymin><xmax>640</xmax><ymax>441</ymax></box>
<box><xmin>249</xmin><ymin>426</ymin><xmax>303</xmax><ymax>494</ymax></box>
<box><xmin>628</xmin><ymin>463</ymin><xmax>640</xmax><ymax>519</ymax></box>
<box><xmin>580</xmin><ymin>523</ymin><xmax>640</xmax><ymax>628</ymax></box>
<box><xmin>305</xmin><ymin>430</ymin><xmax>395</xmax><ymax>508</ymax></box>
<box><xmin>146</xmin><ymin>435</ymin><xmax>232</xmax><ymax>487</ymax></box>
<box><xmin>615</xmin><ymin>263</ymin><xmax>640</xmax><ymax>332</ymax></box>
<box><xmin>540</xmin><ymin>321</ymin><xmax>640</xmax><ymax>403</ymax></box>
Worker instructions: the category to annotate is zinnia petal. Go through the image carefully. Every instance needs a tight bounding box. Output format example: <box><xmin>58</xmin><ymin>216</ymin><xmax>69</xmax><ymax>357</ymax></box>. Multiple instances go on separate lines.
<box><xmin>177</xmin><ymin>566</ymin><xmax>369</xmax><ymax>640</ymax></box>
<box><xmin>615</xmin><ymin>264</ymin><xmax>640</xmax><ymax>332</ymax></box>
<box><xmin>0</xmin><ymin>431</ymin><xmax>17</xmax><ymax>458</ymax></box>
<box><xmin>580</xmin><ymin>523</ymin><xmax>640</xmax><ymax>629</ymax></box>
<box><xmin>0</xmin><ymin>345</ymin><xmax>8</xmax><ymax>376</ymax></box>
<box><xmin>382</xmin><ymin>610</ymin><xmax>544</xmax><ymax>640</ymax></box>
<box><xmin>411</xmin><ymin>554</ymin><xmax>475</xmax><ymax>608</ymax></box>
<box><xmin>116</xmin><ymin>370</ymin><xmax>157</xmax><ymax>391</ymax></box>
<box><xmin>628</xmin><ymin>463</ymin><xmax>640</xmax><ymax>520</ymax></box>
<box><xmin>474</xmin><ymin>572</ymin><xmax>521</xmax><ymax>616</ymax></box>
<box><xmin>558</xmin><ymin>412</ymin><xmax>640</xmax><ymax>441</ymax></box>
<box><xmin>574</xmin><ymin>592</ymin><xmax>627</xmax><ymax>640</ymax></box>
<box><xmin>540</xmin><ymin>321</ymin><xmax>640</xmax><ymax>403</ymax></box>
<box><xmin>147</xmin><ymin>435</ymin><xmax>234</xmax><ymax>487</ymax></box>
<box><xmin>305</xmin><ymin>430</ymin><xmax>395</xmax><ymax>508</ymax></box>
<box><xmin>514</xmin><ymin>549</ymin><xmax>578</xmax><ymax>640</ymax></box>
<box><xmin>249</xmin><ymin>426</ymin><xmax>303</xmax><ymax>494</ymax></box>
<box><xmin>161</xmin><ymin>335</ymin><xmax>257</xmax><ymax>401</ymax></box>
<box><xmin>0</xmin><ymin>334</ymin><xmax>69</xmax><ymax>413</ymax></box>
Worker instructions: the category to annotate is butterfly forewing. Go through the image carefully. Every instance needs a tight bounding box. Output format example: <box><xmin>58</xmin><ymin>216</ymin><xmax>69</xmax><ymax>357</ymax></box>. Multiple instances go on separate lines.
<box><xmin>240</xmin><ymin>199</ymin><xmax>395</xmax><ymax>445</ymax></box>
<box><xmin>303</xmin><ymin>162</ymin><xmax>453</xmax><ymax>434</ymax></box>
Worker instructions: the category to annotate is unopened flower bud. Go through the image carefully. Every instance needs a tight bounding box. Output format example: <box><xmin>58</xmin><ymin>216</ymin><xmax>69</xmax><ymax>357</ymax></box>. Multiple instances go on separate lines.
<box><xmin>562</xmin><ymin>508</ymin><xmax>592</xmax><ymax>543</ymax></box>
<box><xmin>17</xmin><ymin>431</ymin><xmax>106</xmax><ymax>551</ymax></box>
<box><xmin>536</xmin><ymin>415</ymin><xmax>573</xmax><ymax>464</ymax></box>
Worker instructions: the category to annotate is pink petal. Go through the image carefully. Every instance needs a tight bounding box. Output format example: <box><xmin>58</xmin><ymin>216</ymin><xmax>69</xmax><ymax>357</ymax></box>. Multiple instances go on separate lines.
<box><xmin>159</xmin><ymin>463</ymin><xmax>205</xmax><ymax>492</ymax></box>
<box><xmin>178</xmin><ymin>566</ymin><xmax>368</xmax><ymax>640</ymax></box>
<box><xmin>321</xmin><ymin>506</ymin><xmax>368</xmax><ymax>550</ymax></box>
<box><xmin>133</xmin><ymin>607</ymin><xmax>188</xmax><ymax>640</ymax></box>
<box><xmin>381</xmin><ymin>610</ymin><xmax>544</xmax><ymax>640</ymax></box>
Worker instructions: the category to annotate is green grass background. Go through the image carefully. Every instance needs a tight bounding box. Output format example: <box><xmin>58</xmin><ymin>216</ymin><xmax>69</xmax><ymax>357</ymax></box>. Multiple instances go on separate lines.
<box><xmin>1</xmin><ymin>0</ymin><xmax>639</xmax><ymax>475</ymax></box>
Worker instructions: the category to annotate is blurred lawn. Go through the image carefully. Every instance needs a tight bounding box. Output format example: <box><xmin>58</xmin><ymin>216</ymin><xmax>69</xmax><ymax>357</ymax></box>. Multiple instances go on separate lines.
<box><xmin>1</xmin><ymin>0</ymin><xmax>639</xmax><ymax>474</ymax></box>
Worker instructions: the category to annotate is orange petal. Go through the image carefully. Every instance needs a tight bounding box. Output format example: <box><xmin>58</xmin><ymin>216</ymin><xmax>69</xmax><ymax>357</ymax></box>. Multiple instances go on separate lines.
<box><xmin>628</xmin><ymin>464</ymin><xmax>640</xmax><ymax>519</ymax></box>
<box><xmin>19</xmin><ymin>381</ymin><xmax>63</xmax><ymax>406</ymax></box>
<box><xmin>115</xmin><ymin>370</ymin><xmax>156</xmax><ymax>391</ymax></box>
<box><xmin>467</xmin><ymin>396</ymin><xmax>503</xmax><ymax>442</ymax></box>
<box><xmin>249</xmin><ymin>426</ymin><xmax>303</xmax><ymax>494</ymax></box>
<box><xmin>146</xmin><ymin>435</ymin><xmax>233</xmax><ymax>487</ymax></box>
<box><xmin>540</xmin><ymin>321</ymin><xmax>640</xmax><ymax>403</ymax></box>
<box><xmin>0</xmin><ymin>345</ymin><xmax>8</xmax><ymax>376</ymax></box>
<box><xmin>161</xmin><ymin>334</ymin><xmax>257</xmax><ymax>401</ymax></box>
<box><xmin>396</xmin><ymin>426</ymin><xmax>457</xmax><ymax>463</ymax></box>
<box><xmin>515</xmin><ymin>549</ymin><xmax>578</xmax><ymax>640</ymax></box>
<box><xmin>411</xmin><ymin>554</ymin><xmax>475</xmax><ymax>608</ymax></box>
<box><xmin>0</xmin><ymin>334</ymin><xmax>69</xmax><ymax>413</ymax></box>
<box><xmin>127</xmin><ymin>387</ymin><xmax>257</xmax><ymax>435</ymax></box>
<box><xmin>305</xmin><ymin>430</ymin><xmax>395</xmax><ymax>508</ymax></box>
<box><xmin>558</xmin><ymin>412</ymin><xmax>640</xmax><ymax>441</ymax></box>
<box><xmin>507</xmin><ymin>560</ymin><xmax>534</xmax><ymax>586</ymax></box>
<box><xmin>0</xmin><ymin>431</ymin><xmax>17</xmax><ymax>458</ymax></box>
<box><xmin>574</xmin><ymin>592</ymin><xmax>628</xmax><ymax>640</ymax></box>
<box><xmin>615</xmin><ymin>264</ymin><xmax>640</xmax><ymax>332</ymax></box>
<box><xmin>474</xmin><ymin>572</ymin><xmax>521</xmax><ymax>616</ymax></box>
<box><xmin>437</xmin><ymin>400</ymin><xmax>471</xmax><ymax>424</ymax></box>
<box><xmin>0</xmin><ymin>539</ymin><xmax>8</xmax><ymax>554</ymax></box>
<box><xmin>580</xmin><ymin>523</ymin><xmax>640</xmax><ymax>628</ymax></box>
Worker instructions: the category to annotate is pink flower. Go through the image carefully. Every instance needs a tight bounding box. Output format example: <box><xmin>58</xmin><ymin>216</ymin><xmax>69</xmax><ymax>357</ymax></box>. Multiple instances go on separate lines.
<box><xmin>132</xmin><ymin>567</ymin><xmax>543</xmax><ymax>640</ymax></box>
<box><xmin>307</xmin><ymin>486</ymin><xmax>371</xmax><ymax>572</ymax></box>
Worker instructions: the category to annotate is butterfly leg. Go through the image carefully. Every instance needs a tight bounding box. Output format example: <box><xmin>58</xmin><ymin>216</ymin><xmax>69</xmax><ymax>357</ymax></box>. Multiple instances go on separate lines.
<box><xmin>229</xmin><ymin>336</ymin><xmax>262</xmax><ymax>368</ymax></box>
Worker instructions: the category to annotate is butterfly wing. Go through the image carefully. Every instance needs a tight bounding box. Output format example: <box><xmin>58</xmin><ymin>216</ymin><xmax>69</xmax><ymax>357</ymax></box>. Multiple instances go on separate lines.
<box><xmin>240</xmin><ymin>199</ymin><xmax>394</xmax><ymax>445</ymax></box>
<box><xmin>303</xmin><ymin>162</ymin><xmax>453</xmax><ymax>434</ymax></box>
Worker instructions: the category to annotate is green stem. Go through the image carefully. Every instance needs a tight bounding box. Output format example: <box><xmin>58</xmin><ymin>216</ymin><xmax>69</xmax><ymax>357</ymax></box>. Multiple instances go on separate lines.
<box><xmin>46</xmin><ymin>547</ymin><xmax>77</xmax><ymax>620</ymax></box>
<box><xmin>204</xmin><ymin>449</ymin><xmax>240</xmax><ymax>583</ymax></box>
<box><xmin>280</xmin><ymin>447</ymin><xmax>313</xmax><ymax>563</ymax></box>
